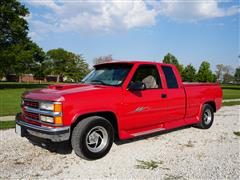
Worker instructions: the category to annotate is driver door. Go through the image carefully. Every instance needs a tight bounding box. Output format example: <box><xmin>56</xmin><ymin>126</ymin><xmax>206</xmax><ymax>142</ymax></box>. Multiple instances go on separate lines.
<box><xmin>122</xmin><ymin>64</ymin><xmax>168</xmax><ymax>131</ymax></box>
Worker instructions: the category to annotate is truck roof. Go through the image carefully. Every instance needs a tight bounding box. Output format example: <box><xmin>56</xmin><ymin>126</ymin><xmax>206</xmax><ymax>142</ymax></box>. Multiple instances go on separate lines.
<box><xmin>94</xmin><ymin>60</ymin><xmax>168</xmax><ymax>66</ymax></box>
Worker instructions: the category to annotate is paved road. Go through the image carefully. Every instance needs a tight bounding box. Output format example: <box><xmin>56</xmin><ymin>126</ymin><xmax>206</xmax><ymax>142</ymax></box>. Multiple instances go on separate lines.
<box><xmin>222</xmin><ymin>98</ymin><xmax>240</xmax><ymax>102</ymax></box>
<box><xmin>0</xmin><ymin>116</ymin><xmax>15</xmax><ymax>121</ymax></box>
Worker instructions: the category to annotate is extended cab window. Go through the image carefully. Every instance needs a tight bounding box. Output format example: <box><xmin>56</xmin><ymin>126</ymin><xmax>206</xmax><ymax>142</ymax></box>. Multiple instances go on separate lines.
<box><xmin>161</xmin><ymin>66</ymin><xmax>178</xmax><ymax>89</ymax></box>
<box><xmin>130</xmin><ymin>65</ymin><xmax>162</xmax><ymax>89</ymax></box>
<box><xmin>82</xmin><ymin>63</ymin><xmax>133</xmax><ymax>86</ymax></box>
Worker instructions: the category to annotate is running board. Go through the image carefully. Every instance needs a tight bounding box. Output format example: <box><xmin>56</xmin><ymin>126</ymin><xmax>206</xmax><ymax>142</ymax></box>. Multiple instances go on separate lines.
<box><xmin>131</xmin><ymin>127</ymin><xmax>166</xmax><ymax>137</ymax></box>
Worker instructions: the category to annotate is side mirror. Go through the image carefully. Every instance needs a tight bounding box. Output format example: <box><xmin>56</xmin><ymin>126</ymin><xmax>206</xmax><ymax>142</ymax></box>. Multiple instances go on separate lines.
<box><xmin>128</xmin><ymin>82</ymin><xmax>146</xmax><ymax>91</ymax></box>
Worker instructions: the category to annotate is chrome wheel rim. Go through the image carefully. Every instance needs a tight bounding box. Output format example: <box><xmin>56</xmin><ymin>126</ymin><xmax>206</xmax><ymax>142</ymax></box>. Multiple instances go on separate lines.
<box><xmin>86</xmin><ymin>126</ymin><xmax>108</xmax><ymax>153</ymax></box>
<box><xmin>203</xmin><ymin>109</ymin><xmax>212</xmax><ymax>125</ymax></box>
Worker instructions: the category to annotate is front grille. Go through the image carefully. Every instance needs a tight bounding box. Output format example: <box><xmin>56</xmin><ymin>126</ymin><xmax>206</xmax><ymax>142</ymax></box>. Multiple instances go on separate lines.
<box><xmin>23</xmin><ymin>99</ymin><xmax>40</xmax><ymax>121</ymax></box>
<box><xmin>24</xmin><ymin>100</ymin><xmax>39</xmax><ymax>109</ymax></box>
<box><xmin>24</xmin><ymin>111</ymin><xmax>39</xmax><ymax>120</ymax></box>
<box><xmin>22</xmin><ymin>99</ymin><xmax>60</xmax><ymax>126</ymax></box>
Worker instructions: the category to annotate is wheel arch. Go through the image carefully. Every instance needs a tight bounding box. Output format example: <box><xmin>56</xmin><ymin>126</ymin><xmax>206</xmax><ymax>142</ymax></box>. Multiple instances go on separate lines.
<box><xmin>196</xmin><ymin>100</ymin><xmax>216</xmax><ymax>122</ymax></box>
<box><xmin>71</xmin><ymin>111</ymin><xmax>120</xmax><ymax>141</ymax></box>
<box><xmin>204</xmin><ymin>101</ymin><xmax>216</xmax><ymax>112</ymax></box>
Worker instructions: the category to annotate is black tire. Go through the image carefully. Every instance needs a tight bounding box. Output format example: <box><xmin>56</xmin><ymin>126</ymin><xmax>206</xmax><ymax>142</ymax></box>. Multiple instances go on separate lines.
<box><xmin>197</xmin><ymin>104</ymin><xmax>214</xmax><ymax>129</ymax></box>
<box><xmin>71</xmin><ymin>116</ymin><xmax>114</xmax><ymax>160</ymax></box>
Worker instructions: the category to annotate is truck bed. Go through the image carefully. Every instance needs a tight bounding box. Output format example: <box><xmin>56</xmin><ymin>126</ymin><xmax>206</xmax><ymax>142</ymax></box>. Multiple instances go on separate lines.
<box><xmin>183</xmin><ymin>82</ymin><xmax>220</xmax><ymax>87</ymax></box>
<box><xmin>183</xmin><ymin>82</ymin><xmax>222</xmax><ymax>119</ymax></box>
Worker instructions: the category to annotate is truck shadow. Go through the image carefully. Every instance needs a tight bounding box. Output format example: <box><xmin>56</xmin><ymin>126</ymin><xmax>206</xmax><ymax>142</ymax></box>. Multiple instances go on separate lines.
<box><xmin>115</xmin><ymin>125</ymin><xmax>192</xmax><ymax>145</ymax></box>
<box><xmin>29</xmin><ymin>125</ymin><xmax>193</xmax><ymax>154</ymax></box>
<box><xmin>29</xmin><ymin>138</ymin><xmax>73</xmax><ymax>155</ymax></box>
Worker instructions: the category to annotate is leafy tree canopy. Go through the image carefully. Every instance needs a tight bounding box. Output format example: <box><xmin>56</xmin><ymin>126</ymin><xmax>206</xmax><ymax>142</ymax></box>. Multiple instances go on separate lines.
<box><xmin>197</xmin><ymin>61</ymin><xmax>215</xmax><ymax>82</ymax></box>
<box><xmin>46</xmin><ymin>48</ymin><xmax>90</xmax><ymax>82</ymax></box>
<box><xmin>162</xmin><ymin>53</ymin><xmax>184</xmax><ymax>75</ymax></box>
<box><xmin>182</xmin><ymin>64</ymin><xmax>196</xmax><ymax>82</ymax></box>
<box><xmin>234</xmin><ymin>67</ymin><xmax>240</xmax><ymax>83</ymax></box>
<box><xmin>0</xmin><ymin>39</ymin><xmax>45</xmax><ymax>79</ymax></box>
<box><xmin>0</xmin><ymin>0</ymin><xmax>45</xmax><ymax>80</ymax></box>
<box><xmin>0</xmin><ymin>0</ymin><xmax>29</xmax><ymax>47</ymax></box>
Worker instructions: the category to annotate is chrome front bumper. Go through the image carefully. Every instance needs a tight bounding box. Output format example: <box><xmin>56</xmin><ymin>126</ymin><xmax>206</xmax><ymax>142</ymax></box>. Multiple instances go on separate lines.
<box><xmin>15</xmin><ymin>113</ymin><xmax>70</xmax><ymax>142</ymax></box>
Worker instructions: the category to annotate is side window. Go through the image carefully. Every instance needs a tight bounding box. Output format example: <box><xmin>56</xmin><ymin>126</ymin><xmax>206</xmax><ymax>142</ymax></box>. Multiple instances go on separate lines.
<box><xmin>161</xmin><ymin>66</ymin><xmax>178</xmax><ymax>89</ymax></box>
<box><xmin>131</xmin><ymin>65</ymin><xmax>162</xmax><ymax>89</ymax></box>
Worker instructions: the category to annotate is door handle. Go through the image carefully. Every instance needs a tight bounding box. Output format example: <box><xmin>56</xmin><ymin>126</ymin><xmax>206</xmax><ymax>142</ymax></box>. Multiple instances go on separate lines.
<box><xmin>161</xmin><ymin>94</ymin><xmax>167</xmax><ymax>98</ymax></box>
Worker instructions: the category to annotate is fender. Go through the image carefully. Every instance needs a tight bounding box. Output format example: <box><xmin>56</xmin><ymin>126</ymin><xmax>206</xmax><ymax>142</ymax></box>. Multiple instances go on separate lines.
<box><xmin>71</xmin><ymin>109</ymin><xmax>119</xmax><ymax>124</ymax></box>
<box><xmin>196</xmin><ymin>99</ymin><xmax>216</xmax><ymax>123</ymax></box>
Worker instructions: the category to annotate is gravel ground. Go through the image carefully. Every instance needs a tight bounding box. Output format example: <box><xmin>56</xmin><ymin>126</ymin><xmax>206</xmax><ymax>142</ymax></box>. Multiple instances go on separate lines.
<box><xmin>0</xmin><ymin>106</ymin><xmax>239</xmax><ymax>179</ymax></box>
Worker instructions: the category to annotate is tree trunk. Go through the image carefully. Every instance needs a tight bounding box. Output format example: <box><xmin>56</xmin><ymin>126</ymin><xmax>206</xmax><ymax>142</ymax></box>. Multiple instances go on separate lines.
<box><xmin>57</xmin><ymin>75</ymin><xmax>60</xmax><ymax>83</ymax></box>
<box><xmin>19</xmin><ymin>75</ymin><xmax>22</xmax><ymax>83</ymax></box>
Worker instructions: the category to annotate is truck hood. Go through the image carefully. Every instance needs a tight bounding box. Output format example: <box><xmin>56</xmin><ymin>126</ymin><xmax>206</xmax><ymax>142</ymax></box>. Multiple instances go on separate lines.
<box><xmin>23</xmin><ymin>83</ymin><xmax>117</xmax><ymax>102</ymax></box>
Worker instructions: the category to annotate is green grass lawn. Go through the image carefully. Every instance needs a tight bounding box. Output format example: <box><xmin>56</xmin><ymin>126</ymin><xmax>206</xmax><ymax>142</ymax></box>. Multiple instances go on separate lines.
<box><xmin>0</xmin><ymin>82</ymin><xmax>239</xmax><ymax>116</ymax></box>
<box><xmin>221</xmin><ymin>84</ymin><xmax>240</xmax><ymax>90</ymax></box>
<box><xmin>222</xmin><ymin>89</ymin><xmax>240</xmax><ymax>99</ymax></box>
<box><xmin>0</xmin><ymin>88</ymin><xmax>35</xmax><ymax>116</ymax></box>
<box><xmin>0</xmin><ymin>82</ymin><xmax>49</xmax><ymax>116</ymax></box>
<box><xmin>0</xmin><ymin>121</ymin><xmax>15</xmax><ymax>129</ymax></box>
<box><xmin>222</xmin><ymin>101</ymin><xmax>240</xmax><ymax>106</ymax></box>
<box><xmin>0</xmin><ymin>83</ymin><xmax>239</xmax><ymax>130</ymax></box>
<box><xmin>0</xmin><ymin>82</ymin><xmax>52</xmax><ymax>89</ymax></box>
<box><xmin>221</xmin><ymin>84</ymin><xmax>240</xmax><ymax>100</ymax></box>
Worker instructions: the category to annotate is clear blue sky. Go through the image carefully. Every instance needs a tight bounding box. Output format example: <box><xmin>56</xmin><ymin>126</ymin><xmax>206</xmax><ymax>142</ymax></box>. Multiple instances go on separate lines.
<box><xmin>22</xmin><ymin>0</ymin><xmax>239</xmax><ymax>70</ymax></box>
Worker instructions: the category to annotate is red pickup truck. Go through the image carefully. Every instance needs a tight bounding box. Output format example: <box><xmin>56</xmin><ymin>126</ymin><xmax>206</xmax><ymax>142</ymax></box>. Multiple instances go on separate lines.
<box><xmin>16</xmin><ymin>61</ymin><xmax>222</xmax><ymax>160</ymax></box>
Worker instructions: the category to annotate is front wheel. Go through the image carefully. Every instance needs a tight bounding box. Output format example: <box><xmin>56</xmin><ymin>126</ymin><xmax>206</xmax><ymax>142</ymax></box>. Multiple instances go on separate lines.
<box><xmin>71</xmin><ymin>116</ymin><xmax>114</xmax><ymax>160</ymax></box>
<box><xmin>197</xmin><ymin>104</ymin><xmax>214</xmax><ymax>129</ymax></box>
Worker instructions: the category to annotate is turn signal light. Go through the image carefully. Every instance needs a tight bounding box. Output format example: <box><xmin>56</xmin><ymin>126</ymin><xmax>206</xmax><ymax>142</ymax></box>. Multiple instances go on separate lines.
<box><xmin>54</xmin><ymin>116</ymin><xmax>63</xmax><ymax>125</ymax></box>
<box><xmin>54</xmin><ymin>104</ymin><xmax>62</xmax><ymax>112</ymax></box>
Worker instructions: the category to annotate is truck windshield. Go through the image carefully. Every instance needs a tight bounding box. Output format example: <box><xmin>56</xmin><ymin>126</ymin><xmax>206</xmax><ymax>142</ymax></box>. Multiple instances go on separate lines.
<box><xmin>81</xmin><ymin>63</ymin><xmax>133</xmax><ymax>86</ymax></box>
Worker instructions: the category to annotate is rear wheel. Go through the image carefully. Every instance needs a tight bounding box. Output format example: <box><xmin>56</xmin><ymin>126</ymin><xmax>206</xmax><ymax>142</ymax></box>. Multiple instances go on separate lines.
<box><xmin>71</xmin><ymin>116</ymin><xmax>114</xmax><ymax>160</ymax></box>
<box><xmin>197</xmin><ymin>104</ymin><xmax>214</xmax><ymax>129</ymax></box>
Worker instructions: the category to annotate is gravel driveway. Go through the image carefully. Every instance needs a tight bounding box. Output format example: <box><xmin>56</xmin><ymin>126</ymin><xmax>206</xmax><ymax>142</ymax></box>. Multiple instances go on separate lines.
<box><xmin>0</xmin><ymin>106</ymin><xmax>239</xmax><ymax>179</ymax></box>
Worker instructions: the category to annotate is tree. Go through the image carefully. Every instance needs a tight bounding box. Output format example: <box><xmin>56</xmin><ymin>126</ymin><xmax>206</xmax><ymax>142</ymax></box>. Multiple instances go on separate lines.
<box><xmin>197</xmin><ymin>61</ymin><xmax>215</xmax><ymax>82</ymax></box>
<box><xmin>223</xmin><ymin>73</ymin><xmax>234</xmax><ymax>84</ymax></box>
<box><xmin>234</xmin><ymin>67</ymin><xmax>240</xmax><ymax>83</ymax></box>
<box><xmin>0</xmin><ymin>39</ymin><xmax>45</xmax><ymax>81</ymax></box>
<box><xmin>46</xmin><ymin>48</ymin><xmax>90</xmax><ymax>82</ymax></box>
<box><xmin>0</xmin><ymin>0</ymin><xmax>45</xmax><ymax>80</ymax></box>
<box><xmin>93</xmin><ymin>55</ymin><xmax>113</xmax><ymax>65</ymax></box>
<box><xmin>65</xmin><ymin>52</ymin><xmax>90</xmax><ymax>82</ymax></box>
<box><xmin>162</xmin><ymin>53</ymin><xmax>184</xmax><ymax>75</ymax></box>
<box><xmin>215</xmin><ymin>64</ymin><xmax>224</xmax><ymax>83</ymax></box>
<box><xmin>46</xmin><ymin>48</ymin><xmax>69</xmax><ymax>82</ymax></box>
<box><xmin>222</xmin><ymin>65</ymin><xmax>234</xmax><ymax>84</ymax></box>
<box><xmin>212</xmin><ymin>74</ymin><xmax>217</xmax><ymax>83</ymax></box>
<box><xmin>182</xmin><ymin>64</ymin><xmax>196</xmax><ymax>82</ymax></box>
<box><xmin>0</xmin><ymin>0</ymin><xmax>29</xmax><ymax>47</ymax></box>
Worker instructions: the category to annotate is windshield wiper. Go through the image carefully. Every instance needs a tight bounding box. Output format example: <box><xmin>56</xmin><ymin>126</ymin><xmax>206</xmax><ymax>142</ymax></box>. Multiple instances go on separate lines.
<box><xmin>90</xmin><ymin>80</ymin><xmax>107</xmax><ymax>85</ymax></box>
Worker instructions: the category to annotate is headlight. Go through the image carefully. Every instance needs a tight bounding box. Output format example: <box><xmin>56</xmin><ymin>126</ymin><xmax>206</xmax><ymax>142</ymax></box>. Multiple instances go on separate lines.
<box><xmin>40</xmin><ymin>115</ymin><xmax>54</xmax><ymax>123</ymax></box>
<box><xmin>39</xmin><ymin>101</ymin><xmax>63</xmax><ymax>124</ymax></box>
<box><xmin>40</xmin><ymin>115</ymin><xmax>62</xmax><ymax>124</ymax></box>
<box><xmin>40</xmin><ymin>102</ymin><xmax>54</xmax><ymax>111</ymax></box>
<box><xmin>39</xmin><ymin>102</ymin><xmax>62</xmax><ymax>112</ymax></box>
